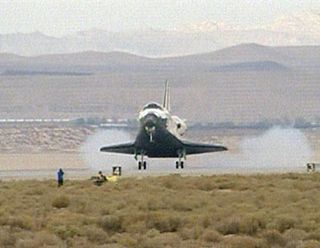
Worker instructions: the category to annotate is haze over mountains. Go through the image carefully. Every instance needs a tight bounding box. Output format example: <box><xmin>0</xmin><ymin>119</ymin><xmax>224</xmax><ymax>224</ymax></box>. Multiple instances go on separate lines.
<box><xmin>1</xmin><ymin>11</ymin><xmax>319</xmax><ymax>57</ymax></box>
<box><xmin>0</xmin><ymin>43</ymin><xmax>319</xmax><ymax>123</ymax></box>
<box><xmin>1</xmin><ymin>43</ymin><xmax>320</xmax><ymax>74</ymax></box>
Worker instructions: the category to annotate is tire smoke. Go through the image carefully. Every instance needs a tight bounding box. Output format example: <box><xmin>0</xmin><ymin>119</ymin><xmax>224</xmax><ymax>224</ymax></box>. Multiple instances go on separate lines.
<box><xmin>80</xmin><ymin>127</ymin><xmax>314</xmax><ymax>174</ymax></box>
<box><xmin>239</xmin><ymin>127</ymin><xmax>313</xmax><ymax>169</ymax></box>
<box><xmin>189</xmin><ymin>127</ymin><xmax>313</xmax><ymax>173</ymax></box>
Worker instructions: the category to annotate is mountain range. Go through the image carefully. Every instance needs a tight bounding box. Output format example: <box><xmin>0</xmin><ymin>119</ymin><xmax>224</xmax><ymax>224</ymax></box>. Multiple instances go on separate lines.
<box><xmin>0</xmin><ymin>43</ymin><xmax>319</xmax><ymax>123</ymax></box>
<box><xmin>1</xmin><ymin>11</ymin><xmax>319</xmax><ymax>57</ymax></box>
<box><xmin>0</xmin><ymin>43</ymin><xmax>319</xmax><ymax>75</ymax></box>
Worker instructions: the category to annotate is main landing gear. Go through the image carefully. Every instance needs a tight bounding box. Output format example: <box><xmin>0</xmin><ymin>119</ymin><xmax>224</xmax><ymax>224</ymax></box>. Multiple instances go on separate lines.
<box><xmin>176</xmin><ymin>160</ymin><xmax>184</xmax><ymax>169</ymax></box>
<box><xmin>137</xmin><ymin>153</ymin><xmax>147</xmax><ymax>170</ymax></box>
<box><xmin>176</xmin><ymin>150</ymin><xmax>186</xmax><ymax>169</ymax></box>
<box><xmin>138</xmin><ymin>161</ymin><xmax>147</xmax><ymax>170</ymax></box>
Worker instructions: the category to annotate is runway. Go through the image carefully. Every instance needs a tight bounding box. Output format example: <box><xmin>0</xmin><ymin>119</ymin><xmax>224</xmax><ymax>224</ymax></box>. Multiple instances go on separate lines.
<box><xmin>0</xmin><ymin>152</ymin><xmax>305</xmax><ymax>180</ymax></box>
<box><xmin>0</xmin><ymin>127</ymin><xmax>316</xmax><ymax>180</ymax></box>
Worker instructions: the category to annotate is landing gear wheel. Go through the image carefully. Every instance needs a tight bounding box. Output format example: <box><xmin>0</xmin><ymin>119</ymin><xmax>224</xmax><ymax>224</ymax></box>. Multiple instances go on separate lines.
<box><xmin>176</xmin><ymin>161</ymin><xmax>179</xmax><ymax>169</ymax></box>
<box><xmin>138</xmin><ymin>161</ymin><xmax>142</xmax><ymax>170</ymax></box>
<box><xmin>143</xmin><ymin>161</ymin><xmax>147</xmax><ymax>170</ymax></box>
<box><xmin>175</xmin><ymin>161</ymin><xmax>185</xmax><ymax>169</ymax></box>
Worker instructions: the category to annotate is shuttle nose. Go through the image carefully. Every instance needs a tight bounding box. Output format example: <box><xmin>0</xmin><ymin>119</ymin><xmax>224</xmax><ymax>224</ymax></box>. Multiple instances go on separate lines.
<box><xmin>143</xmin><ymin>114</ymin><xmax>158</xmax><ymax>142</ymax></box>
<box><xmin>143</xmin><ymin>114</ymin><xmax>158</xmax><ymax>128</ymax></box>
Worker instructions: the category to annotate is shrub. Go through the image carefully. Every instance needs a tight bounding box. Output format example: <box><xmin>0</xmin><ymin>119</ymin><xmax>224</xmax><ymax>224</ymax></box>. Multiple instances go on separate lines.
<box><xmin>0</xmin><ymin>229</ymin><xmax>16</xmax><ymax>246</ymax></box>
<box><xmin>139</xmin><ymin>232</ymin><xmax>181</xmax><ymax>248</ymax></box>
<box><xmin>125</xmin><ymin>220</ymin><xmax>148</xmax><ymax>234</ymax></box>
<box><xmin>146</xmin><ymin>212</ymin><xmax>183</xmax><ymax>233</ymax></box>
<box><xmin>199</xmin><ymin>214</ymin><xmax>212</xmax><ymax>229</ymax></box>
<box><xmin>179</xmin><ymin>226</ymin><xmax>204</xmax><ymax>240</ymax></box>
<box><xmin>16</xmin><ymin>231</ymin><xmax>62</xmax><ymax>248</ymax></box>
<box><xmin>222</xmin><ymin>235</ymin><xmax>267</xmax><ymax>248</ymax></box>
<box><xmin>261</xmin><ymin>229</ymin><xmax>286</xmax><ymax>246</ymax></box>
<box><xmin>306</xmin><ymin>230</ymin><xmax>320</xmax><ymax>241</ymax></box>
<box><xmin>52</xmin><ymin>195</ymin><xmax>70</xmax><ymax>208</ymax></box>
<box><xmin>274</xmin><ymin>216</ymin><xmax>298</xmax><ymax>233</ymax></box>
<box><xmin>170</xmin><ymin>198</ymin><xmax>193</xmax><ymax>212</ymax></box>
<box><xmin>196</xmin><ymin>179</ymin><xmax>217</xmax><ymax>191</ymax></box>
<box><xmin>216</xmin><ymin>217</ymin><xmax>240</xmax><ymax>235</ymax></box>
<box><xmin>111</xmin><ymin>233</ymin><xmax>138</xmax><ymax>247</ymax></box>
<box><xmin>7</xmin><ymin>216</ymin><xmax>34</xmax><ymax>230</ymax></box>
<box><xmin>283</xmin><ymin>228</ymin><xmax>307</xmax><ymax>242</ymax></box>
<box><xmin>83</xmin><ymin>226</ymin><xmax>109</xmax><ymax>244</ymax></box>
<box><xmin>65</xmin><ymin>237</ymin><xmax>93</xmax><ymax>248</ymax></box>
<box><xmin>146</xmin><ymin>197</ymin><xmax>167</xmax><ymax>211</ymax></box>
<box><xmin>300</xmin><ymin>240</ymin><xmax>320</xmax><ymax>248</ymax></box>
<box><xmin>100</xmin><ymin>215</ymin><xmax>123</xmax><ymax>233</ymax></box>
<box><xmin>52</xmin><ymin>225</ymin><xmax>80</xmax><ymax>240</ymax></box>
<box><xmin>217</xmin><ymin>181</ymin><xmax>236</xmax><ymax>190</ymax></box>
<box><xmin>217</xmin><ymin>216</ymin><xmax>264</xmax><ymax>235</ymax></box>
<box><xmin>145</xmin><ymin>228</ymin><xmax>160</xmax><ymax>238</ymax></box>
<box><xmin>34</xmin><ymin>231</ymin><xmax>61</xmax><ymax>246</ymax></box>
<box><xmin>160</xmin><ymin>175</ymin><xmax>184</xmax><ymax>190</ymax></box>
<box><xmin>201</xmin><ymin>229</ymin><xmax>223</xmax><ymax>243</ymax></box>
<box><xmin>239</xmin><ymin>216</ymin><xmax>264</xmax><ymax>235</ymax></box>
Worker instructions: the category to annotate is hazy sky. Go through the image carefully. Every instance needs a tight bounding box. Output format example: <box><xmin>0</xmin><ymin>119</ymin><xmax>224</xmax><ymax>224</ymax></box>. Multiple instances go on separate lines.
<box><xmin>0</xmin><ymin>0</ymin><xmax>319</xmax><ymax>36</ymax></box>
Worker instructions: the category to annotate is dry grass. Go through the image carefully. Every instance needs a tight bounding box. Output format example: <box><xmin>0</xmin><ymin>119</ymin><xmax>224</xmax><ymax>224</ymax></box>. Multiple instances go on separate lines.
<box><xmin>1</xmin><ymin>173</ymin><xmax>320</xmax><ymax>247</ymax></box>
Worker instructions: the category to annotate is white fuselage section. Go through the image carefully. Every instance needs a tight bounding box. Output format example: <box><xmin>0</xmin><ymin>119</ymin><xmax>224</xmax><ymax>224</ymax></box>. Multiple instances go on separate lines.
<box><xmin>138</xmin><ymin>102</ymin><xmax>187</xmax><ymax>137</ymax></box>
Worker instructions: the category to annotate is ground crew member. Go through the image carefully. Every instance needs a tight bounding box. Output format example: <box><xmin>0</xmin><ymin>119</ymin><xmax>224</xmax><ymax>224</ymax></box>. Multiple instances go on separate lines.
<box><xmin>57</xmin><ymin>168</ymin><xmax>64</xmax><ymax>187</ymax></box>
<box><xmin>98</xmin><ymin>171</ymin><xmax>107</xmax><ymax>181</ymax></box>
<box><xmin>94</xmin><ymin>171</ymin><xmax>107</xmax><ymax>186</ymax></box>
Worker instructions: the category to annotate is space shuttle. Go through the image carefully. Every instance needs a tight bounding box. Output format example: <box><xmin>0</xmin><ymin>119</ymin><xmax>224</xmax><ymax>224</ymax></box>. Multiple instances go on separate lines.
<box><xmin>100</xmin><ymin>81</ymin><xmax>227</xmax><ymax>170</ymax></box>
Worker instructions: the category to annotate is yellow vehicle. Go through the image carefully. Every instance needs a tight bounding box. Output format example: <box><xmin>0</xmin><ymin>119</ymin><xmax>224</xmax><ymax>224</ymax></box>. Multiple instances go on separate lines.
<box><xmin>107</xmin><ymin>166</ymin><xmax>122</xmax><ymax>182</ymax></box>
<box><xmin>92</xmin><ymin>166</ymin><xmax>121</xmax><ymax>185</ymax></box>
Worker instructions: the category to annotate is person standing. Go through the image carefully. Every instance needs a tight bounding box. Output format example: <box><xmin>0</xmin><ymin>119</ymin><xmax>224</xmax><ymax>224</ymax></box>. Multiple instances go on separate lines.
<box><xmin>57</xmin><ymin>168</ymin><xmax>64</xmax><ymax>187</ymax></box>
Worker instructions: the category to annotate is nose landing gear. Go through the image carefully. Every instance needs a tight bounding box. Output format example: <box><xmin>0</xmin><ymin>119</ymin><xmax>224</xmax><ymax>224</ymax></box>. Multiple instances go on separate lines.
<box><xmin>145</xmin><ymin>126</ymin><xmax>156</xmax><ymax>143</ymax></box>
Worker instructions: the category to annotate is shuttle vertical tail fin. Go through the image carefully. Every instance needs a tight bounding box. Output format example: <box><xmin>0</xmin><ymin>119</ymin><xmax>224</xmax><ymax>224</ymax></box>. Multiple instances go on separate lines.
<box><xmin>163</xmin><ymin>80</ymin><xmax>171</xmax><ymax>112</ymax></box>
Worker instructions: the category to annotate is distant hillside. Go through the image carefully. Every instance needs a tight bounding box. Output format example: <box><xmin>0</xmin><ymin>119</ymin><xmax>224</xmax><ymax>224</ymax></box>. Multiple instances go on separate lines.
<box><xmin>0</xmin><ymin>44</ymin><xmax>318</xmax><ymax>74</ymax></box>
<box><xmin>163</xmin><ymin>43</ymin><xmax>320</xmax><ymax>68</ymax></box>
<box><xmin>1</xmin><ymin>70</ymin><xmax>92</xmax><ymax>76</ymax></box>
<box><xmin>210</xmin><ymin>61</ymin><xmax>288</xmax><ymax>72</ymax></box>
<box><xmin>32</xmin><ymin>51</ymin><xmax>155</xmax><ymax>65</ymax></box>
<box><xmin>0</xmin><ymin>43</ymin><xmax>319</xmax><ymax>123</ymax></box>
